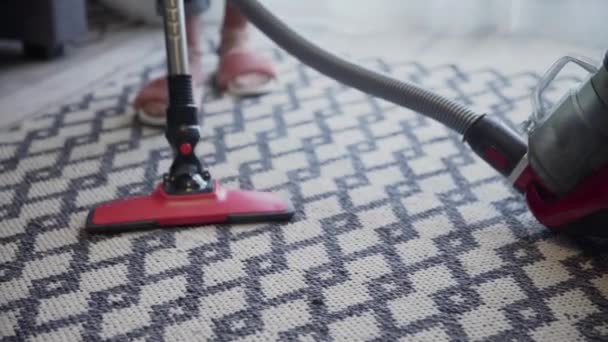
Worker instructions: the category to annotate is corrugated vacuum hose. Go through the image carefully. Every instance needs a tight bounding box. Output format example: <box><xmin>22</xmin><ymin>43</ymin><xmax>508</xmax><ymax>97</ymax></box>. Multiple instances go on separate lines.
<box><xmin>229</xmin><ymin>0</ymin><xmax>482</xmax><ymax>135</ymax></box>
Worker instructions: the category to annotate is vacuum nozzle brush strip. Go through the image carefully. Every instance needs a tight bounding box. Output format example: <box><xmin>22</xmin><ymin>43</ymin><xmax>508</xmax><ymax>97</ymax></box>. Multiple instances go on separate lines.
<box><xmin>228</xmin><ymin>0</ymin><xmax>482</xmax><ymax>135</ymax></box>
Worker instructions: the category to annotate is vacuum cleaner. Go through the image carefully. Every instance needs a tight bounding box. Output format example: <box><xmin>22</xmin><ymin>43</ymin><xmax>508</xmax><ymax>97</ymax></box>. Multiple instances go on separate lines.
<box><xmin>88</xmin><ymin>0</ymin><xmax>608</xmax><ymax>237</ymax></box>
<box><xmin>86</xmin><ymin>0</ymin><xmax>294</xmax><ymax>233</ymax></box>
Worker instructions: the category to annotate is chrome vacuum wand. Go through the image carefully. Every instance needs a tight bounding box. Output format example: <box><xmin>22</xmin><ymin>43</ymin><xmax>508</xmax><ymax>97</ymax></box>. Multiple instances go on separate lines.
<box><xmin>160</xmin><ymin>0</ymin><xmax>210</xmax><ymax>194</ymax></box>
<box><xmin>162</xmin><ymin>0</ymin><xmax>190</xmax><ymax>76</ymax></box>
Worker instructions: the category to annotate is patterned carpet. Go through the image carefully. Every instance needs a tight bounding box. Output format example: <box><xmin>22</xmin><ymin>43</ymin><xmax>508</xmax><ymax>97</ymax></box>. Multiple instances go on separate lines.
<box><xmin>1</xmin><ymin>47</ymin><xmax>608</xmax><ymax>341</ymax></box>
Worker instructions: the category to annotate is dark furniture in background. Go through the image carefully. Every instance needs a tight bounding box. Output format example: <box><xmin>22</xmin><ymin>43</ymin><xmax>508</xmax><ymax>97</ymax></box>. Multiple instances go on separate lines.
<box><xmin>0</xmin><ymin>0</ymin><xmax>88</xmax><ymax>59</ymax></box>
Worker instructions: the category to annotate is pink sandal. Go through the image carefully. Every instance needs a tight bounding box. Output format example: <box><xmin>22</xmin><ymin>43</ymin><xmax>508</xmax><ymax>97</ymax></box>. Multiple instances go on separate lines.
<box><xmin>133</xmin><ymin>78</ymin><xmax>168</xmax><ymax>127</ymax></box>
<box><xmin>133</xmin><ymin>48</ymin><xmax>204</xmax><ymax>127</ymax></box>
<box><xmin>215</xmin><ymin>48</ymin><xmax>277</xmax><ymax>96</ymax></box>
<box><xmin>133</xmin><ymin>77</ymin><xmax>204</xmax><ymax>127</ymax></box>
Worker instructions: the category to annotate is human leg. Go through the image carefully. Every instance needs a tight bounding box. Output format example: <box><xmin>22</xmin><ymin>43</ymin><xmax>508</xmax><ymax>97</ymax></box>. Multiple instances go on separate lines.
<box><xmin>133</xmin><ymin>0</ymin><xmax>210</xmax><ymax>126</ymax></box>
<box><xmin>215</xmin><ymin>1</ymin><xmax>277</xmax><ymax>96</ymax></box>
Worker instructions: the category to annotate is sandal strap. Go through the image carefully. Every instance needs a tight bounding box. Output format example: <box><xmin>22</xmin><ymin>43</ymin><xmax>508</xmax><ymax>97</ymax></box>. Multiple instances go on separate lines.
<box><xmin>217</xmin><ymin>28</ymin><xmax>250</xmax><ymax>55</ymax></box>
<box><xmin>216</xmin><ymin>50</ymin><xmax>276</xmax><ymax>89</ymax></box>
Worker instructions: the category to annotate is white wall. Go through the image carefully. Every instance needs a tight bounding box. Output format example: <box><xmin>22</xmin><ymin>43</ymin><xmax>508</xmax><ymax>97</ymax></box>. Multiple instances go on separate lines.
<box><xmin>508</xmin><ymin>0</ymin><xmax>607</xmax><ymax>47</ymax></box>
<box><xmin>400</xmin><ymin>0</ymin><xmax>607</xmax><ymax>48</ymax></box>
<box><xmin>99</xmin><ymin>0</ymin><xmax>608</xmax><ymax>48</ymax></box>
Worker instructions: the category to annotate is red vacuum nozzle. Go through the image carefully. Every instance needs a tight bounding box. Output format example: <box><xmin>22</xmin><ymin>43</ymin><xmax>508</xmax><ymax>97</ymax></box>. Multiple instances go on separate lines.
<box><xmin>86</xmin><ymin>181</ymin><xmax>294</xmax><ymax>234</ymax></box>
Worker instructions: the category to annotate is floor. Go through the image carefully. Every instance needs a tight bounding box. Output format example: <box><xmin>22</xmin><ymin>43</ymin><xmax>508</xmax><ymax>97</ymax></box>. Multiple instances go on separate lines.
<box><xmin>0</xmin><ymin>0</ymin><xmax>604</xmax><ymax>128</ymax></box>
<box><xmin>2</xmin><ymin>3</ymin><xmax>608</xmax><ymax>340</ymax></box>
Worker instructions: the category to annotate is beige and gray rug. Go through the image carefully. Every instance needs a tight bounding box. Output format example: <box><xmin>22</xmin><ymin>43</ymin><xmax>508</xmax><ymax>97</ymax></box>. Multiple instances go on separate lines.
<box><xmin>1</xmin><ymin>45</ymin><xmax>608</xmax><ymax>341</ymax></box>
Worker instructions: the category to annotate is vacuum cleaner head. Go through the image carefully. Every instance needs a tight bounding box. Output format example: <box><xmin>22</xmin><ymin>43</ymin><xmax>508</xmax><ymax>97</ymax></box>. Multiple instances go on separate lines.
<box><xmin>86</xmin><ymin>181</ymin><xmax>294</xmax><ymax>234</ymax></box>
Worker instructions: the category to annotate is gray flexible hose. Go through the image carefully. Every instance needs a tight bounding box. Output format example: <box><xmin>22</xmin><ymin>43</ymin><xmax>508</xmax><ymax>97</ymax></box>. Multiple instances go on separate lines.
<box><xmin>230</xmin><ymin>0</ymin><xmax>482</xmax><ymax>135</ymax></box>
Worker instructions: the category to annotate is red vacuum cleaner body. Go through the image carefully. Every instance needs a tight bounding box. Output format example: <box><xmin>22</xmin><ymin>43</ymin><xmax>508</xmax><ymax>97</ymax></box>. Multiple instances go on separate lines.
<box><xmin>463</xmin><ymin>54</ymin><xmax>608</xmax><ymax>237</ymax></box>
<box><xmin>86</xmin><ymin>0</ymin><xmax>294</xmax><ymax>234</ymax></box>
<box><xmin>523</xmin><ymin>166</ymin><xmax>608</xmax><ymax>233</ymax></box>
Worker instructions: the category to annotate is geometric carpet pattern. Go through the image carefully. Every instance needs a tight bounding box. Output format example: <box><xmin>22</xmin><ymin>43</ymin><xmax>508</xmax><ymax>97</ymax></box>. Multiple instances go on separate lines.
<box><xmin>1</xmin><ymin>48</ymin><xmax>608</xmax><ymax>341</ymax></box>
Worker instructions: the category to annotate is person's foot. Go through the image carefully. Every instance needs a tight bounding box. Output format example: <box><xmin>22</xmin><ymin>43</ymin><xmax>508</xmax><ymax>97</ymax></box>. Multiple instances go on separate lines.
<box><xmin>133</xmin><ymin>50</ymin><xmax>205</xmax><ymax>127</ymax></box>
<box><xmin>215</xmin><ymin>28</ymin><xmax>276</xmax><ymax>96</ymax></box>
